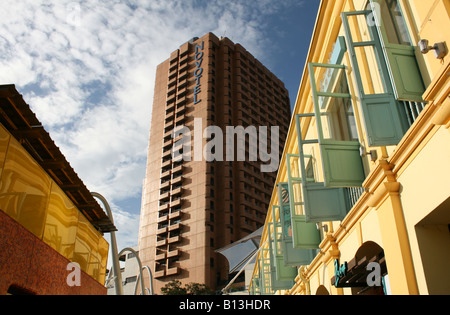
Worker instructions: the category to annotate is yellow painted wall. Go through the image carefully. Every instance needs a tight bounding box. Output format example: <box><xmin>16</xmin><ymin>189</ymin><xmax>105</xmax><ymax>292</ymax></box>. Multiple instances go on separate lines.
<box><xmin>407</xmin><ymin>0</ymin><xmax>450</xmax><ymax>85</ymax></box>
<box><xmin>396</xmin><ymin>126</ymin><xmax>450</xmax><ymax>294</ymax></box>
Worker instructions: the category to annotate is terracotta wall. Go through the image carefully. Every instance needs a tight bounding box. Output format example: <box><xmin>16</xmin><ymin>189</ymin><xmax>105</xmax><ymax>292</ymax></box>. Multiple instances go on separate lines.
<box><xmin>0</xmin><ymin>210</ymin><xmax>106</xmax><ymax>295</ymax></box>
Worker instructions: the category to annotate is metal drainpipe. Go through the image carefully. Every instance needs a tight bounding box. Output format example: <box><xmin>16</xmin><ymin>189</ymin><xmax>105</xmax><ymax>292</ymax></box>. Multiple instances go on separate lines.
<box><xmin>91</xmin><ymin>192</ymin><xmax>124</xmax><ymax>295</ymax></box>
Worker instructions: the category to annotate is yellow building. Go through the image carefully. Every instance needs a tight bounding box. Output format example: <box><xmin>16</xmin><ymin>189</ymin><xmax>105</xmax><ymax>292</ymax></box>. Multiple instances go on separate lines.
<box><xmin>250</xmin><ymin>0</ymin><xmax>449</xmax><ymax>295</ymax></box>
<box><xmin>0</xmin><ymin>85</ymin><xmax>113</xmax><ymax>295</ymax></box>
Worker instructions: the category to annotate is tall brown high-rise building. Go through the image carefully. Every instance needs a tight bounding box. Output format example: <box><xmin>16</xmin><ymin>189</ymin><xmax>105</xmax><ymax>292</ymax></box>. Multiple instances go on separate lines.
<box><xmin>138</xmin><ymin>33</ymin><xmax>291</xmax><ymax>293</ymax></box>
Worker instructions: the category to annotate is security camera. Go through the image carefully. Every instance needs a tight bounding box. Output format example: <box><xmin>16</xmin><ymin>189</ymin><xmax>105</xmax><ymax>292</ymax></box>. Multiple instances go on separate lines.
<box><xmin>418</xmin><ymin>39</ymin><xmax>431</xmax><ymax>54</ymax></box>
<box><xmin>419</xmin><ymin>39</ymin><xmax>448</xmax><ymax>59</ymax></box>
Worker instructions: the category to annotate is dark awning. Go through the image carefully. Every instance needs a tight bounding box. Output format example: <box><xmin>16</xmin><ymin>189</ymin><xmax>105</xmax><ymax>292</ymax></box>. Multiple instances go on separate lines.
<box><xmin>331</xmin><ymin>251</ymin><xmax>387</xmax><ymax>288</ymax></box>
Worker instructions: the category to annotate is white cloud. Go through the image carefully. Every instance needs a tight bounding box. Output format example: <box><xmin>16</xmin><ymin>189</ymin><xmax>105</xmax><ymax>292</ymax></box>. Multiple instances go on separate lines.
<box><xmin>0</xmin><ymin>0</ymin><xmax>305</xmax><ymax>251</ymax></box>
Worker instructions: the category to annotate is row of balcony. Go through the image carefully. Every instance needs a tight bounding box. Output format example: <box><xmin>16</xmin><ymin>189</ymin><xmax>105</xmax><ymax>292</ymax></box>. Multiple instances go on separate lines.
<box><xmin>167</xmin><ymin>83</ymin><xmax>188</xmax><ymax>104</ymax></box>
<box><xmin>160</xmin><ymin>179</ymin><xmax>183</xmax><ymax>192</ymax></box>
<box><xmin>158</xmin><ymin>196</ymin><xmax>183</xmax><ymax>212</ymax></box>
<box><xmin>165</xmin><ymin>104</ymin><xmax>186</xmax><ymax>121</ymax></box>
<box><xmin>155</xmin><ymin>248</ymin><xmax>181</xmax><ymax>262</ymax></box>
<box><xmin>157</xmin><ymin>222</ymin><xmax>182</xmax><ymax>235</ymax></box>
<box><xmin>240</xmin><ymin>215</ymin><xmax>262</xmax><ymax>233</ymax></box>
<box><xmin>160</xmin><ymin>163</ymin><xmax>183</xmax><ymax>181</ymax></box>
<box><xmin>169</xmin><ymin>59</ymin><xmax>188</xmax><ymax>76</ymax></box>
<box><xmin>156</xmin><ymin>234</ymin><xmax>182</xmax><ymax>247</ymax></box>
<box><xmin>159</xmin><ymin>186</ymin><xmax>183</xmax><ymax>201</ymax></box>
<box><xmin>236</xmin><ymin>109</ymin><xmax>289</xmax><ymax>133</ymax></box>
<box><xmin>165</xmin><ymin>93</ymin><xmax>187</xmax><ymax>113</ymax></box>
<box><xmin>157</xmin><ymin>211</ymin><xmax>182</xmax><ymax>225</ymax></box>
<box><xmin>152</xmin><ymin>51</ymin><xmax>189</xmax><ymax>280</ymax></box>
<box><xmin>154</xmin><ymin>266</ymin><xmax>180</xmax><ymax>279</ymax></box>
<box><xmin>234</xmin><ymin>71</ymin><xmax>288</xmax><ymax>107</ymax></box>
<box><xmin>169</xmin><ymin>48</ymin><xmax>187</xmax><ymax>67</ymax></box>
<box><xmin>163</xmin><ymin>113</ymin><xmax>186</xmax><ymax>131</ymax></box>
<box><xmin>160</xmin><ymin>175</ymin><xmax>183</xmax><ymax>190</ymax></box>
<box><xmin>232</xmin><ymin>51</ymin><xmax>286</xmax><ymax>93</ymax></box>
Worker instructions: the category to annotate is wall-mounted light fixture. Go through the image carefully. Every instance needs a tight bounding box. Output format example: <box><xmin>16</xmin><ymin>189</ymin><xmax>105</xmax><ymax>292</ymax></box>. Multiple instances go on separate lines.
<box><xmin>418</xmin><ymin>39</ymin><xmax>448</xmax><ymax>60</ymax></box>
<box><xmin>360</xmin><ymin>145</ymin><xmax>378</xmax><ymax>162</ymax></box>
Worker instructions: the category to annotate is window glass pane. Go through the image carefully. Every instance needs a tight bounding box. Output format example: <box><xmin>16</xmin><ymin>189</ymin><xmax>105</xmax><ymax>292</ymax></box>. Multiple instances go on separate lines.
<box><xmin>321</xmin><ymin>97</ymin><xmax>359</xmax><ymax>141</ymax></box>
<box><xmin>314</xmin><ymin>66</ymin><xmax>349</xmax><ymax>96</ymax></box>
<box><xmin>312</xmin><ymin>67</ymin><xmax>359</xmax><ymax>141</ymax></box>
<box><xmin>371</xmin><ymin>0</ymin><xmax>411</xmax><ymax>45</ymax></box>
<box><xmin>287</xmin><ymin>155</ymin><xmax>305</xmax><ymax>216</ymax></box>
<box><xmin>354</xmin><ymin>45</ymin><xmax>386</xmax><ymax>94</ymax></box>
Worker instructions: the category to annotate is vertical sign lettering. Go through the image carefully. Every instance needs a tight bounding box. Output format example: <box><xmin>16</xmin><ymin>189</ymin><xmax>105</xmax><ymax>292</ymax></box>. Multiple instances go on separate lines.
<box><xmin>194</xmin><ymin>41</ymin><xmax>204</xmax><ymax>105</ymax></box>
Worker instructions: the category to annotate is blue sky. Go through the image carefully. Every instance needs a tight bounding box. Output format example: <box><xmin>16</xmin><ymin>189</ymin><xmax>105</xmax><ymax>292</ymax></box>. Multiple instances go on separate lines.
<box><xmin>0</xmin><ymin>0</ymin><xmax>320</xmax><ymax>253</ymax></box>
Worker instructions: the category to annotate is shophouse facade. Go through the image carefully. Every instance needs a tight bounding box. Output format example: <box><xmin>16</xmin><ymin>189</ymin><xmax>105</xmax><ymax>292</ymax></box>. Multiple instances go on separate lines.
<box><xmin>249</xmin><ymin>0</ymin><xmax>450</xmax><ymax>295</ymax></box>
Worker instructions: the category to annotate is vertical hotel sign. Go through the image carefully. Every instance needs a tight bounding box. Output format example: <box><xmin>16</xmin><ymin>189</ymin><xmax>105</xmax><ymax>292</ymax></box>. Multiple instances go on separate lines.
<box><xmin>194</xmin><ymin>41</ymin><xmax>204</xmax><ymax>104</ymax></box>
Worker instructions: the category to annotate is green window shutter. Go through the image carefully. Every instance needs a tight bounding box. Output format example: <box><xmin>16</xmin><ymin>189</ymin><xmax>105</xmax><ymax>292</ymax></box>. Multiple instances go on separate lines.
<box><xmin>341</xmin><ymin>10</ymin><xmax>409</xmax><ymax>146</ymax></box>
<box><xmin>275</xmin><ymin>188</ymin><xmax>317</xmax><ymax>266</ymax></box>
<box><xmin>286</xmin><ymin>101</ymin><xmax>362</xmax><ymax>223</ymax></box>
<box><xmin>307</xmin><ymin>63</ymin><xmax>366</xmax><ymax>187</ymax></box>
<box><xmin>286</xmin><ymin>154</ymin><xmax>321</xmax><ymax>249</ymax></box>
<box><xmin>286</xmin><ymin>151</ymin><xmax>351</xmax><ymax>224</ymax></box>
<box><xmin>319</xmin><ymin>141</ymin><xmax>366</xmax><ymax>187</ymax></box>
<box><xmin>303</xmin><ymin>183</ymin><xmax>349</xmax><ymax>222</ymax></box>
<box><xmin>359</xmin><ymin>95</ymin><xmax>409</xmax><ymax>146</ymax></box>
<box><xmin>277</xmin><ymin>185</ymin><xmax>292</xmax><ymax>239</ymax></box>
<box><xmin>293</xmin><ymin>115</ymin><xmax>353</xmax><ymax>222</ymax></box>
<box><xmin>260</xmin><ymin>250</ymin><xmax>273</xmax><ymax>295</ymax></box>
<box><xmin>268</xmin><ymin>223</ymin><xmax>296</xmax><ymax>288</ymax></box>
<box><xmin>290</xmin><ymin>213</ymin><xmax>322</xmax><ymax>249</ymax></box>
<box><xmin>369</xmin><ymin>0</ymin><xmax>425</xmax><ymax>101</ymax></box>
<box><xmin>252</xmin><ymin>273</ymin><xmax>261</xmax><ymax>295</ymax></box>
<box><xmin>383</xmin><ymin>46</ymin><xmax>425</xmax><ymax>101</ymax></box>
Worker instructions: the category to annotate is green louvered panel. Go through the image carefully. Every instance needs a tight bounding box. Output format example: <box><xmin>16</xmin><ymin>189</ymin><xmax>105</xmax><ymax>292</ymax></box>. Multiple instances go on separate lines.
<box><xmin>341</xmin><ymin>10</ymin><xmax>409</xmax><ymax>146</ymax></box>
<box><xmin>286</xmin><ymin>154</ymin><xmax>321</xmax><ymax>249</ymax></box>
<box><xmin>276</xmin><ymin>185</ymin><xmax>318</xmax><ymax>265</ymax></box>
<box><xmin>369</xmin><ymin>0</ymin><xmax>425</xmax><ymax>101</ymax></box>
<box><xmin>319</xmin><ymin>141</ymin><xmax>365</xmax><ymax>187</ymax></box>
<box><xmin>260</xmin><ymin>250</ymin><xmax>273</xmax><ymax>295</ymax></box>
<box><xmin>268</xmin><ymin>223</ymin><xmax>296</xmax><ymax>290</ymax></box>
<box><xmin>303</xmin><ymin>182</ymin><xmax>349</xmax><ymax>222</ymax></box>
<box><xmin>306</xmin><ymin>63</ymin><xmax>366</xmax><ymax>187</ymax></box>
<box><xmin>292</xmin><ymin>113</ymin><xmax>358</xmax><ymax>222</ymax></box>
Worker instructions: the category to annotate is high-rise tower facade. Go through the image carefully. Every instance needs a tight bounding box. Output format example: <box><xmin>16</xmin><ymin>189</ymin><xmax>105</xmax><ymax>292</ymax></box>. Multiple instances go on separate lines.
<box><xmin>138</xmin><ymin>33</ymin><xmax>291</xmax><ymax>293</ymax></box>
